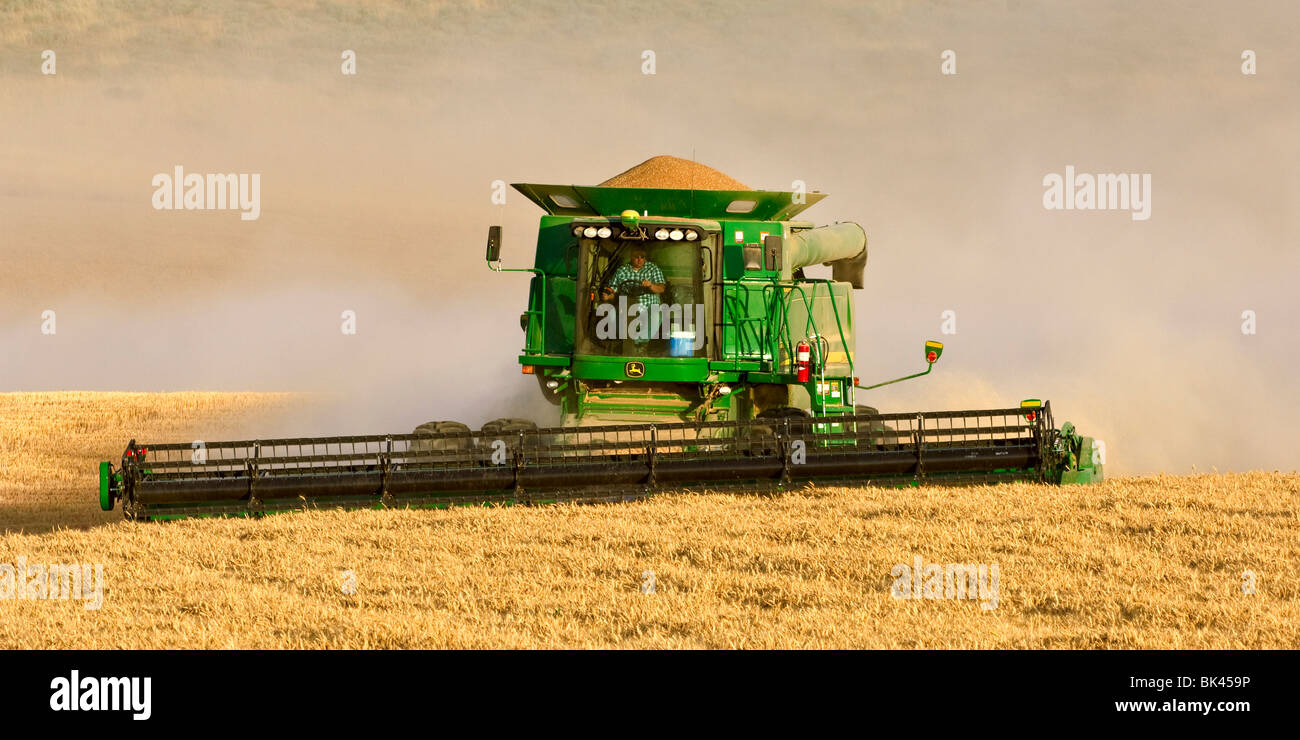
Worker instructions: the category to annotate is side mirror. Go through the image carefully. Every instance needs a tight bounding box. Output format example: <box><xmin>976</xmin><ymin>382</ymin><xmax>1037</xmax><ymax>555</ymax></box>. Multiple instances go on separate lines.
<box><xmin>485</xmin><ymin>225</ymin><xmax>502</xmax><ymax>263</ymax></box>
<box><xmin>1020</xmin><ymin>398</ymin><xmax>1042</xmax><ymax>422</ymax></box>
<box><xmin>763</xmin><ymin>234</ymin><xmax>783</xmax><ymax>271</ymax></box>
<box><xmin>924</xmin><ymin>340</ymin><xmax>943</xmax><ymax>364</ymax></box>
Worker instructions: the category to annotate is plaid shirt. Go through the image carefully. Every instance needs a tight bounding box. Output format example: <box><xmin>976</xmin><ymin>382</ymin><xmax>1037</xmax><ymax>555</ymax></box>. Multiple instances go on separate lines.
<box><xmin>610</xmin><ymin>262</ymin><xmax>665</xmax><ymax>308</ymax></box>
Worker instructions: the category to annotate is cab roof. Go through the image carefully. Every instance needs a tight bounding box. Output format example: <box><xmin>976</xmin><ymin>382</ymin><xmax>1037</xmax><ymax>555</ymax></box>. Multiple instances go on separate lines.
<box><xmin>513</xmin><ymin>184</ymin><xmax>827</xmax><ymax>222</ymax></box>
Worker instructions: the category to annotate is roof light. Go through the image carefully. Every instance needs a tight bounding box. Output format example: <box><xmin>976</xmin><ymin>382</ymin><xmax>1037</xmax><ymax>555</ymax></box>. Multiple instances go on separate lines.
<box><xmin>669</xmin><ymin>229</ymin><xmax>683</xmax><ymax>241</ymax></box>
<box><xmin>654</xmin><ymin>228</ymin><xmax>670</xmax><ymax>240</ymax></box>
<box><xmin>685</xmin><ymin>230</ymin><xmax>698</xmax><ymax>241</ymax></box>
<box><xmin>596</xmin><ymin>226</ymin><xmax>612</xmax><ymax>239</ymax></box>
<box><xmin>583</xmin><ymin>227</ymin><xmax>598</xmax><ymax>238</ymax></box>
<box><xmin>572</xmin><ymin>226</ymin><xmax>584</xmax><ymax>236</ymax></box>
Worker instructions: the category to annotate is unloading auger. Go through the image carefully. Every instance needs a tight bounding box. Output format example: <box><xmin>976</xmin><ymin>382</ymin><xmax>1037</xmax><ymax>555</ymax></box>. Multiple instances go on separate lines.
<box><xmin>99</xmin><ymin>165</ymin><xmax>1102</xmax><ymax>521</ymax></box>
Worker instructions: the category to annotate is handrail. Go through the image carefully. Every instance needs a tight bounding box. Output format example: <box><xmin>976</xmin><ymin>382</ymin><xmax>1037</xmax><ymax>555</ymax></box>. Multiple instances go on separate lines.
<box><xmin>491</xmin><ymin>263</ymin><xmax>546</xmax><ymax>355</ymax></box>
<box><xmin>723</xmin><ymin>277</ymin><xmax>852</xmax><ymax>383</ymax></box>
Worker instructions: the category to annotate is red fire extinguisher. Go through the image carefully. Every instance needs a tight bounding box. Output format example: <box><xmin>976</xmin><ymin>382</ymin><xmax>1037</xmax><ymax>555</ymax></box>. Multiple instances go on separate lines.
<box><xmin>796</xmin><ymin>339</ymin><xmax>811</xmax><ymax>383</ymax></box>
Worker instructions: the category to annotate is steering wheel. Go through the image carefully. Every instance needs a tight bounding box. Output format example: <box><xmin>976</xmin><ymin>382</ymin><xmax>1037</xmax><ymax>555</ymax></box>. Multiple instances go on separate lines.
<box><xmin>614</xmin><ymin>279</ymin><xmax>650</xmax><ymax>298</ymax></box>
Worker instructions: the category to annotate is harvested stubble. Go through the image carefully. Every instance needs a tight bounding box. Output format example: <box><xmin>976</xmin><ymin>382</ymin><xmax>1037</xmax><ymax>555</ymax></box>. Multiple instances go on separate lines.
<box><xmin>0</xmin><ymin>392</ymin><xmax>1297</xmax><ymax>649</ymax></box>
<box><xmin>599</xmin><ymin>155</ymin><xmax>752</xmax><ymax>190</ymax></box>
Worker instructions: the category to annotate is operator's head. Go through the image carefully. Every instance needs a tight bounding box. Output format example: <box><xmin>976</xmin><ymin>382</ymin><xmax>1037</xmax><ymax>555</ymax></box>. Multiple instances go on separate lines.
<box><xmin>630</xmin><ymin>248</ymin><xmax>647</xmax><ymax>268</ymax></box>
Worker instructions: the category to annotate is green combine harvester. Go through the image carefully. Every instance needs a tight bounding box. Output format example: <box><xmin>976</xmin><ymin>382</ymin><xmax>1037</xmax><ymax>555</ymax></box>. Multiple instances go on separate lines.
<box><xmin>99</xmin><ymin>172</ymin><xmax>1103</xmax><ymax>520</ymax></box>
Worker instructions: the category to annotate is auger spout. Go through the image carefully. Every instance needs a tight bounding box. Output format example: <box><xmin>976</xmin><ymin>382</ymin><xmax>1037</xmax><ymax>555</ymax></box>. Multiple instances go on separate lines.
<box><xmin>786</xmin><ymin>221</ymin><xmax>868</xmax><ymax>287</ymax></box>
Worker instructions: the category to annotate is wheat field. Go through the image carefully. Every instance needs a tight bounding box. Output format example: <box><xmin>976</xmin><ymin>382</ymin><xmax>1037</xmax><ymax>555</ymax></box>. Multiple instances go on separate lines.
<box><xmin>0</xmin><ymin>392</ymin><xmax>1296</xmax><ymax>649</ymax></box>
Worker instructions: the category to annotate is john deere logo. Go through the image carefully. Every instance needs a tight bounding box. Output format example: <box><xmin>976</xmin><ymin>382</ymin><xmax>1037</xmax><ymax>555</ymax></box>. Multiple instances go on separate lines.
<box><xmin>624</xmin><ymin>361</ymin><xmax>645</xmax><ymax>378</ymax></box>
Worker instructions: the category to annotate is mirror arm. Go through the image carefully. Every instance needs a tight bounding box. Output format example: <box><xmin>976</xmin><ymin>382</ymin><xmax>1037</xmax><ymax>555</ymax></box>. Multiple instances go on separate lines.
<box><xmin>856</xmin><ymin>340</ymin><xmax>943</xmax><ymax>390</ymax></box>
<box><xmin>854</xmin><ymin>363</ymin><xmax>934</xmax><ymax>390</ymax></box>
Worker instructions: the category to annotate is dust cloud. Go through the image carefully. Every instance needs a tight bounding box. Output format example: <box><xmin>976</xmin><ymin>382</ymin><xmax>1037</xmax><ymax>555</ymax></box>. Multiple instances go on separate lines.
<box><xmin>1</xmin><ymin>1</ymin><xmax>1296</xmax><ymax>472</ymax></box>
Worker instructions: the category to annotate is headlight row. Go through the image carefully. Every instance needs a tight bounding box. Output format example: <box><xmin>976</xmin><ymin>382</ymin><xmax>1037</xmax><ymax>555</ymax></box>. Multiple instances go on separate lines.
<box><xmin>572</xmin><ymin>225</ymin><xmax>699</xmax><ymax>241</ymax></box>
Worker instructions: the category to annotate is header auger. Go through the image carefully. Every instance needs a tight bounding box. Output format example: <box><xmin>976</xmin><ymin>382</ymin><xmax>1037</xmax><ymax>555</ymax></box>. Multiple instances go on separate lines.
<box><xmin>99</xmin><ymin>158</ymin><xmax>1103</xmax><ymax>521</ymax></box>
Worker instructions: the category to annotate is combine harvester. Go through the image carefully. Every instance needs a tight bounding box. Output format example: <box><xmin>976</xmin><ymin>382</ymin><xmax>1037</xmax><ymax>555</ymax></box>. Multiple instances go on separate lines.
<box><xmin>98</xmin><ymin>157</ymin><xmax>1103</xmax><ymax>520</ymax></box>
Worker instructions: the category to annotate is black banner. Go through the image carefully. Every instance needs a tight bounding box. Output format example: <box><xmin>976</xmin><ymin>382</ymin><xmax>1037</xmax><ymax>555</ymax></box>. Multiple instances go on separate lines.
<box><xmin>4</xmin><ymin>650</ymin><xmax>1288</xmax><ymax>728</ymax></box>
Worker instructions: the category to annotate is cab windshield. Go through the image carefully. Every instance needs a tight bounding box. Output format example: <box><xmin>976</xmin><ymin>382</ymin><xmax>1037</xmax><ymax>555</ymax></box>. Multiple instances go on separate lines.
<box><xmin>575</xmin><ymin>237</ymin><xmax>705</xmax><ymax>358</ymax></box>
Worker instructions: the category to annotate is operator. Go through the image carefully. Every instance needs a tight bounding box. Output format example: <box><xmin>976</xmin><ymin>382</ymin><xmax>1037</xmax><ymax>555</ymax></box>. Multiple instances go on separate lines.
<box><xmin>601</xmin><ymin>248</ymin><xmax>667</xmax><ymax>344</ymax></box>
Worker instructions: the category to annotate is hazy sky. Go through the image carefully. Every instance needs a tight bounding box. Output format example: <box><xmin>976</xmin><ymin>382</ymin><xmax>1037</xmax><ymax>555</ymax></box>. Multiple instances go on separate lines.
<box><xmin>2</xmin><ymin>0</ymin><xmax>1297</xmax><ymax>473</ymax></box>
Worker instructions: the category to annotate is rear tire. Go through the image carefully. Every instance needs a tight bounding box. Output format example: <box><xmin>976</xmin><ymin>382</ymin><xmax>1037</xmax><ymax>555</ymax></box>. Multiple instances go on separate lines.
<box><xmin>757</xmin><ymin>406</ymin><xmax>810</xmax><ymax>419</ymax></box>
<box><xmin>735</xmin><ymin>423</ymin><xmax>778</xmax><ymax>457</ymax></box>
<box><xmin>853</xmin><ymin>405</ymin><xmax>897</xmax><ymax>447</ymax></box>
<box><xmin>479</xmin><ymin>417</ymin><xmax>538</xmax><ymax>438</ymax></box>
<box><xmin>411</xmin><ymin>420</ymin><xmax>474</xmax><ymax>454</ymax></box>
<box><xmin>755</xmin><ymin>406</ymin><xmax>811</xmax><ymax>441</ymax></box>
